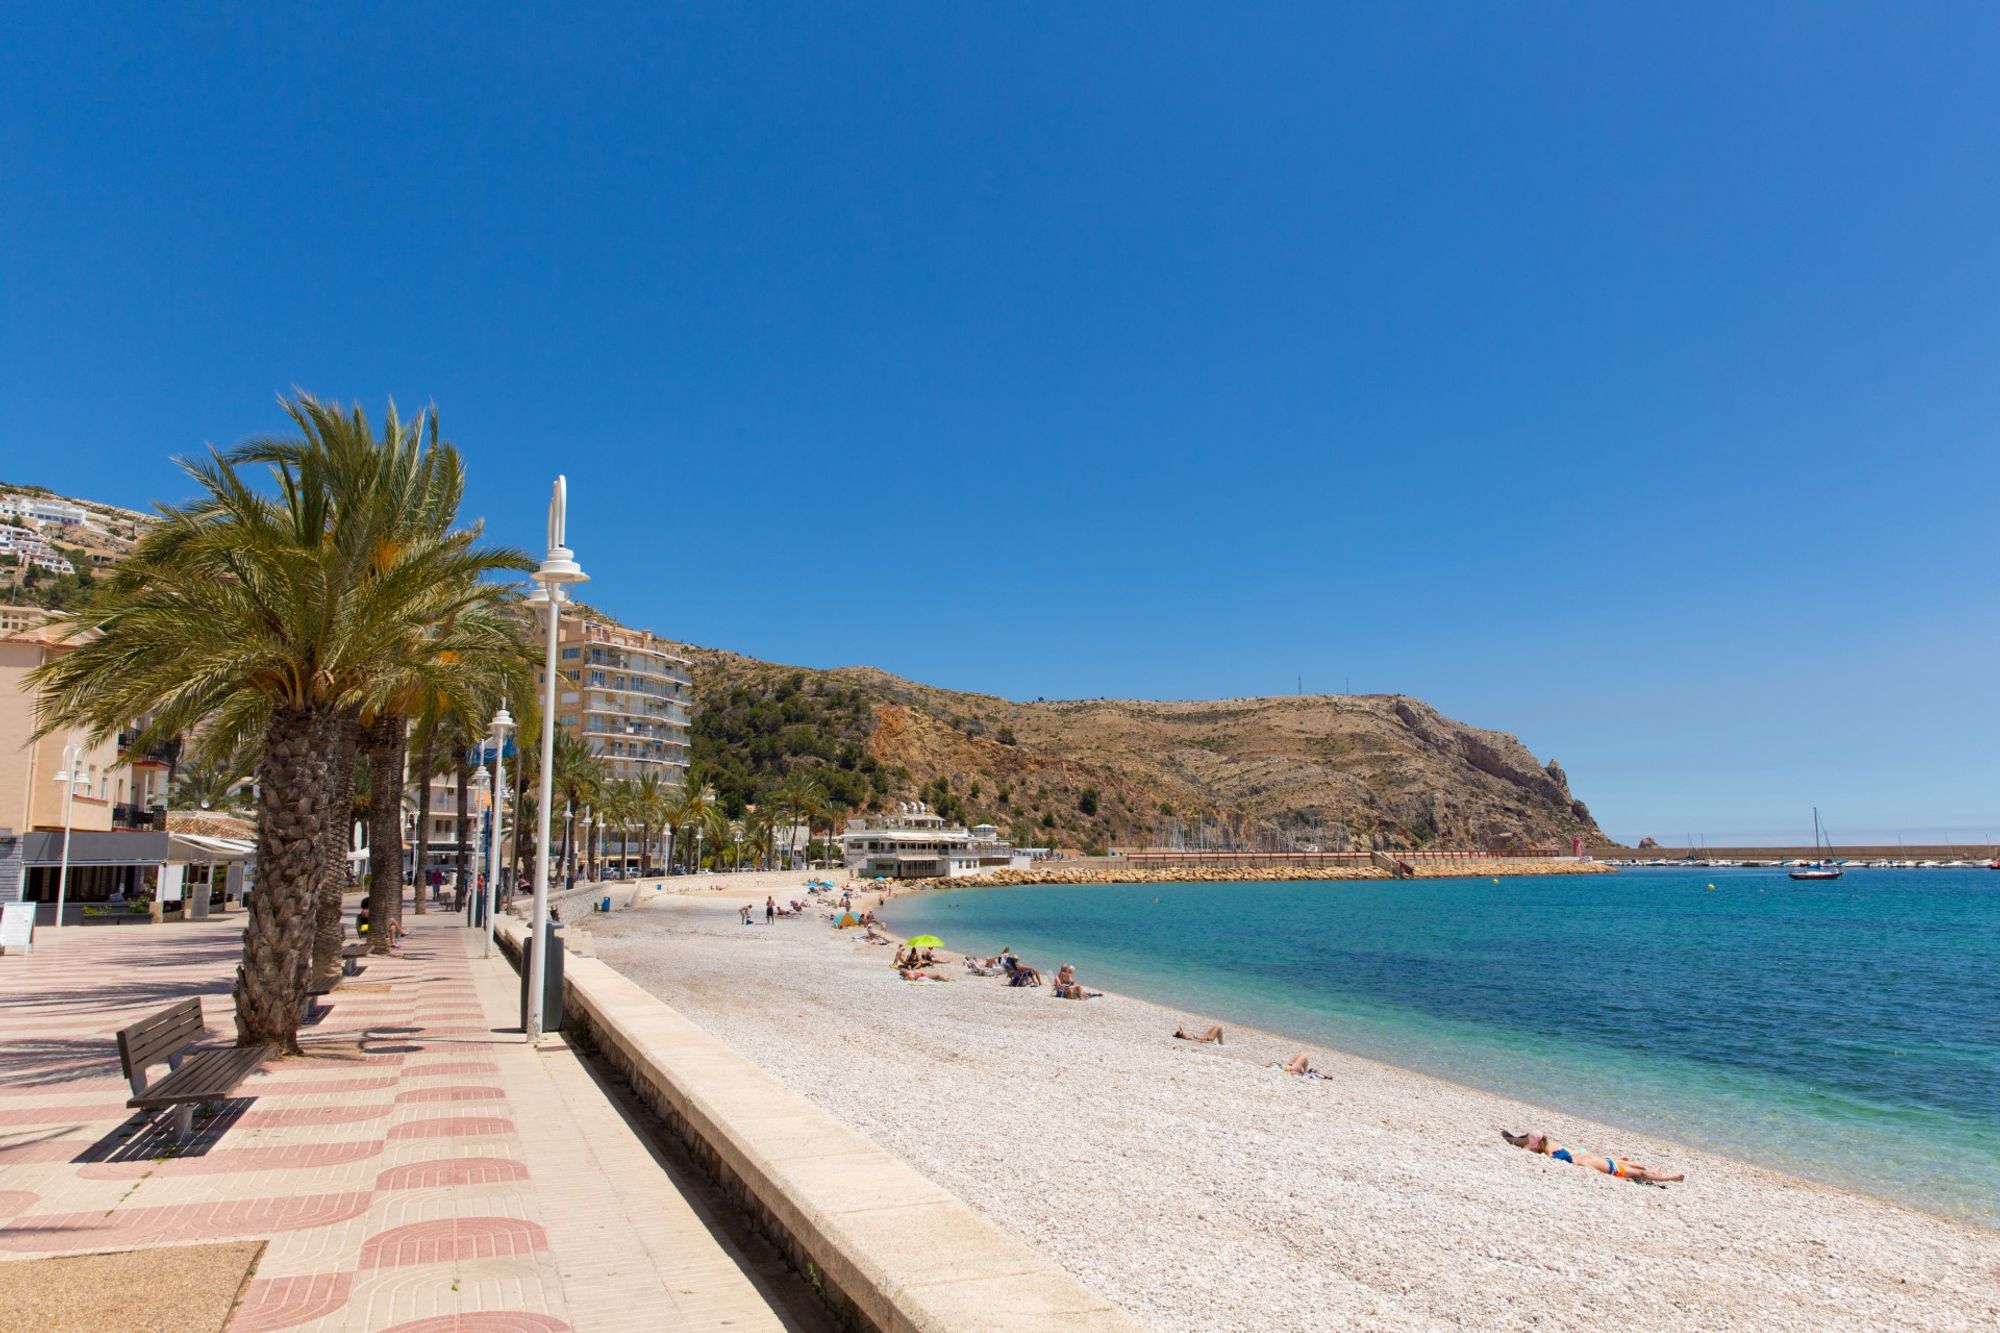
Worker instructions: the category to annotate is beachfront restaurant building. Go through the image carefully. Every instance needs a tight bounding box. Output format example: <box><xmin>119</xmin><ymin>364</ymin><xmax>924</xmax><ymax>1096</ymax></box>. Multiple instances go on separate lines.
<box><xmin>839</xmin><ymin>805</ymin><xmax>1033</xmax><ymax>879</ymax></box>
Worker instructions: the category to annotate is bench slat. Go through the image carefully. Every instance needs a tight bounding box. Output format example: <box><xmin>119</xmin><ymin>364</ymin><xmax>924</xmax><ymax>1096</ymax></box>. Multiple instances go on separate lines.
<box><xmin>305</xmin><ymin>975</ymin><xmax>338</xmax><ymax>996</ymax></box>
<box><xmin>116</xmin><ymin>998</ymin><xmax>205</xmax><ymax>1081</ymax></box>
<box><xmin>127</xmin><ymin>1044</ymin><xmax>272</xmax><ymax>1109</ymax></box>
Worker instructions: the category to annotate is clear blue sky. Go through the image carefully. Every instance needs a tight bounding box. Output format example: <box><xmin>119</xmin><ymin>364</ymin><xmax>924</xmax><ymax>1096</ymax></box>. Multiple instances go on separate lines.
<box><xmin>3</xmin><ymin>3</ymin><xmax>1995</xmax><ymax>845</ymax></box>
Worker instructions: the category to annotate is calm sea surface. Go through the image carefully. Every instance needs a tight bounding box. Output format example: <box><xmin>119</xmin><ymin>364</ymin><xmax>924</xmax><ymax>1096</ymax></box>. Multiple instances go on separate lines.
<box><xmin>885</xmin><ymin>867</ymin><xmax>2000</xmax><ymax>1225</ymax></box>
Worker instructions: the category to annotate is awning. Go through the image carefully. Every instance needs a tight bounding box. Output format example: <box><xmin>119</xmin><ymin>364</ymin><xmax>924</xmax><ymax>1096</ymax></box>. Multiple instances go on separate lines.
<box><xmin>169</xmin><ymin>833</ymin><xmax>257</xmax><ymax>863</ymax></box>
<box><xmin>20</xmin><ymin>830</ymin><xmax>169</xmax><ymax>867</ymax></box>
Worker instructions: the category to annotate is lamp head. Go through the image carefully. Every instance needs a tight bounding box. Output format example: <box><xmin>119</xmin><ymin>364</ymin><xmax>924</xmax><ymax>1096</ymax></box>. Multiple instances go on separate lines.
<box><xmin>491</xmin><ymin>705</ymin><xmax>515</xmax><ymax>736</ymax></box>
<box><xmin>536</xmin><ymin>548</ymin><xmax>588</xmax><ymax>586</ymax></box>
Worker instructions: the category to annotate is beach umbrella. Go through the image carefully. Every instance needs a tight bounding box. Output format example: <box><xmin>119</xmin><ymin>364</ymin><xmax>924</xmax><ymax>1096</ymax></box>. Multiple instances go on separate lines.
<box><xmin>906</xmin><ymin>934</ymin><xmax>944</xmax><ymax>948</ymax></box>
<box><xmin>834</xmin><ymin>912</ymin><xmax>861</xmax><ymax>927</ymax></box>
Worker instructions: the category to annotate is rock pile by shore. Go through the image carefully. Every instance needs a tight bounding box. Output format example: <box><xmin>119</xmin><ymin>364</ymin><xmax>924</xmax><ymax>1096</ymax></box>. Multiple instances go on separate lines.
<box><xmin>902</xmin><ymin>857</ymin><xmax>1614</xmax><ymax>889</ymax></box>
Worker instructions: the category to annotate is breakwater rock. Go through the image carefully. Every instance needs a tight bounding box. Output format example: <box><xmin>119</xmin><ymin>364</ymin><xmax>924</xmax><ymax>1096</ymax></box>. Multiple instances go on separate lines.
<box><xmin>900</xmin><ymin>859</ymin><xmax>1613</xmax><ymax>890</ymax></box>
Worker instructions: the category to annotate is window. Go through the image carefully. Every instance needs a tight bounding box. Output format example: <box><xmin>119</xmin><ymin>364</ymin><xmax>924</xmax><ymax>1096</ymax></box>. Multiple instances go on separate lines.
<box><xmin>561</xmin><ymin>646</ymin><xmax>580</xmax><ymax>659</ymax></box>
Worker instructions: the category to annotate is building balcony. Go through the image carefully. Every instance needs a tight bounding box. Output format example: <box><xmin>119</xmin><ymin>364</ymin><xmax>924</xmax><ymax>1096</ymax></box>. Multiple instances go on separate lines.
<box><xmin>116</xmin><ymin>733</ymin><xmax>183</xmax><ymax>766</ymax></box>
<box><xmin>112</xmin><ymin>804</ymin><xmax>167</xmax><ymax>831</ymax></box>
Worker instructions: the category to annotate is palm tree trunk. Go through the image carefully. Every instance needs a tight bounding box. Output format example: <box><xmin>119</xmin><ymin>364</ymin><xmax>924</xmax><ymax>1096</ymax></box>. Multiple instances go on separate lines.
<box><xmin>638</xmin><ymin>820</ymin><xmax>650</xmax><ymax>878</ymax></box>
<box><xmin>312</xmin><ymin>708</ymin><xmax>360</xmax><ymax>978</ymax></box>
<box><xmin>412</xmin><ymin>731</ymin><xmax>435</xmax><ymax>917</ymax></box>
<box><xmin>454</xmin><ymin>754</ymin><xmax>471</xmax><ymax>911</ymax></box>
<box><xmin>363</xmin><ymin>713</ymin><xmax>407</xmax><ymax>956</ymax></box>
<box><xmin>238</xmin><ymin>705</ymin><xmax>335</xmax><ymax>1051</ymax></box>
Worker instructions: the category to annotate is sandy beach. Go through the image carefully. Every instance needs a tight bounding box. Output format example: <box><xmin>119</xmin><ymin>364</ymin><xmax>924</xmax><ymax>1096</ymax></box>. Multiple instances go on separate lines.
<box><xmin>572</xmin><ymin>889</ymin><xmax>1997</xmax><ymax>1332</ymax></box>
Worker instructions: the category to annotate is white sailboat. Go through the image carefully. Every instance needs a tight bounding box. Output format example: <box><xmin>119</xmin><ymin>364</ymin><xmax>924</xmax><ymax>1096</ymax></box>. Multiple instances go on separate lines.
<box><xmin>1790</xmin><ymin>808</ymin><xmax>1843</xmax><ymax>880</ymax></box>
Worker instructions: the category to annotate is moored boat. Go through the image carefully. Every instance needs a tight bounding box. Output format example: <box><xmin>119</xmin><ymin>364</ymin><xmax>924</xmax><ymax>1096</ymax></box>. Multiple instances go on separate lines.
<box><xmin>1790</xmin><ymin>808</ymin><xmax>1843</xmax><ymax>880</ymax></box>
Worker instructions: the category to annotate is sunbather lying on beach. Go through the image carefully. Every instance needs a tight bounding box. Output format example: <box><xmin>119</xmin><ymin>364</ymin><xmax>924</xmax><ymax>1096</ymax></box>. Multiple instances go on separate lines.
<box><xmin>1272</xmin><ymin>1052</ymin><xmax>1329</xmax><ymax>1079</ymax></box>
<box><xmin>1174</xmin><ymin>1023</ymin><xmax>1224</xmax><ymax>1044</ymax></box>
<box><xmin>1053</xmin><ymin>964</ymin><xmax>1102</xmax><ymax>1000</ymax></box>
<box><xmin>1501</xmin><ymin>1130</ymin><xmax>1684</xmax><ymax>1184</ymax></box>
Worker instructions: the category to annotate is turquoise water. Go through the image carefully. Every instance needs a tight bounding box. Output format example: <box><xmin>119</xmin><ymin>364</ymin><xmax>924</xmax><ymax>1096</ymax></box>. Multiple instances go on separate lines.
<box><xmin>886</xmin><ymin>867</ymin><xmax>2000</xmax><ymax>1226</ymax></box>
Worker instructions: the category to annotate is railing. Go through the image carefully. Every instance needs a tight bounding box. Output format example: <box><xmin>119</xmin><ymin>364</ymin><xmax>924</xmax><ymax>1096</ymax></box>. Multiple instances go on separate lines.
<box><xmin>112</xmin><ymin>804</ymin><xmax>166</xmax><ymax>830</ymax></box>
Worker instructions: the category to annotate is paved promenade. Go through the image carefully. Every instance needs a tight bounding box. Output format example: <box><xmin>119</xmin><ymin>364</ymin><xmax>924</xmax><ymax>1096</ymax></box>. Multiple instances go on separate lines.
<box><xmin>0</xmin><ymin>908</ymin><xmax>819</xmax><ymax>1332</ymax></box>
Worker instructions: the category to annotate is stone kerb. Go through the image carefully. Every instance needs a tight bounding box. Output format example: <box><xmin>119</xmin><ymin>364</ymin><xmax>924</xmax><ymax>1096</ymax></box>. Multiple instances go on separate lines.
<box><xmin>493</xmin><ymin>916</ymin><xmax>1136</xmax><ymax>1332</ymax></box>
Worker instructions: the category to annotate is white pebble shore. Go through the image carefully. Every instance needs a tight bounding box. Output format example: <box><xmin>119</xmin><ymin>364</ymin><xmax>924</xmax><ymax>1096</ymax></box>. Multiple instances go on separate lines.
<box><xmin>582</xmin><ymin>892</ymin><xmax>1998</xmax><ymax>1332</ymax></box>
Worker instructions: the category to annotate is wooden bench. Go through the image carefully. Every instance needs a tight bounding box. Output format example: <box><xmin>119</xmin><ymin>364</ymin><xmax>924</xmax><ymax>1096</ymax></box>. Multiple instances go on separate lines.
<box><xmin>116</xmin><ymin>998</ymin><xmax>271</xmax><ymax>1143</ymax></box>
<box><xmin>301</xmin><ymin>972</ymin><xmax>339</xmax><ymax>1023</ymax></box>
<box><xmin>340</xmin><ymin>941</ymin><xmax>368</xmax><ymax>977</ymax></box>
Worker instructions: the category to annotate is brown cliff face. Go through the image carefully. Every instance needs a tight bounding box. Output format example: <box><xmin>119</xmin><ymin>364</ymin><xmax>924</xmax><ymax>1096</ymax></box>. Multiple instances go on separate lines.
<box><xmin>679</xmin><ymin>645</ymin><xmax>1610</xmax><ymax>852</ymax></box>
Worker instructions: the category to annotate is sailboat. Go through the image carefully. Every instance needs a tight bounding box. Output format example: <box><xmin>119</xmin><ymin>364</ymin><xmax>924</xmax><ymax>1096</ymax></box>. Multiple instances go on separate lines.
<box><xmin>1789</xmin><ymin>808</ymin><xmax>1843</xmax><ymax>880</ymax></box>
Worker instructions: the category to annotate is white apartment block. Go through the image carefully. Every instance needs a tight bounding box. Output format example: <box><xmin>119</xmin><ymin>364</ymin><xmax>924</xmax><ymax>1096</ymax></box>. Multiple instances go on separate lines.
<box><xmin>0</xmin><ymin>524</ymin><xmax>75</xmax><ymax>574</ymax></box>
<box><xmin>0</xmin><ymin>494</ymin><xmax>89</xmax><ymax>528</ymax></box>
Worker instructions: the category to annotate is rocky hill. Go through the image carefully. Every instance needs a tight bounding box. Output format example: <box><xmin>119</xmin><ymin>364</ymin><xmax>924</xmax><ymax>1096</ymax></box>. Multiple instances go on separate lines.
<box><xmin>678</xmin><ymin>645</ymin><xmax>1610</xmax><ymax>854</ymax></box>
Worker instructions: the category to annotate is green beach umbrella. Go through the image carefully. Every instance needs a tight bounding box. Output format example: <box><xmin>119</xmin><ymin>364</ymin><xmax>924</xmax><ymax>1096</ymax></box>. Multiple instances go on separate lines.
<box><xmin>906</xmin><ymin>934</ymin><xmax>945</xmax><ymax>948</ymax></box>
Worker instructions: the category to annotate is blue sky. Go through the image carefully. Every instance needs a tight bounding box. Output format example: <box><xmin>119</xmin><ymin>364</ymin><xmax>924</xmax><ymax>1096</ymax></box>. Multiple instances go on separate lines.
<box><xmin>3</xmin><ymin>3</ymin><xmax>1995</xmax><ymax>844</ymax></box>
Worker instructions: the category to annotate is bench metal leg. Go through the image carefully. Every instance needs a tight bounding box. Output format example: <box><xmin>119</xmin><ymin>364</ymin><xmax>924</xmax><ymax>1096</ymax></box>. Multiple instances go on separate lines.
<box><xmin>172</xmin><ymin>1104</ymin><xmax>194</xmax><ymax>1143</ymax></box>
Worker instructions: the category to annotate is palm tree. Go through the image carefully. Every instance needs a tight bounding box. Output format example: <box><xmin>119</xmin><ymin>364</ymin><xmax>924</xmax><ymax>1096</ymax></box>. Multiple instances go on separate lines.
<box><xmin>700</xmin><ymin>801</ymin><xmax>730</xmax><ymax>873</ymax></box>
<box><xmin>596</xmin><ymin>779</ymin><xmax>639</xmax><ymax>879</ymax></box>
<box><xmin>551</xmin><ymin>728</ymin><xmax>603</xmax><ymax>884</ymax></box>
<box><xmin>169</xmin><ymin>747</ymin><xmax>256</xmax><ymax>812</ymax></box>
<box><xmin>743</xmin><ymin>804</ymin><xmax>775</xmax><ymax>872</ymax></box>
<box><xmin>31</xmin><ymin>397</ymin><xmax>525</xmax><ymax>1048</ymax></box>
<box><xmin>669</xmin><ymin>775</ymin><xmax>712</xmax><ymax>874</ymax></box>
<box><xmin>774</xmin><ymin>771</ymin><xmax>826</xmax><ymax>870</ymax></box>
<box><xmin>632</xmin><ymin>771</ymin><xmax>669</xmax><ymax>877</ymax></box>
<box><xmin>234</xmin><ymin>397</ymin><xmax>527</xmax><ymax>963</ymax></box>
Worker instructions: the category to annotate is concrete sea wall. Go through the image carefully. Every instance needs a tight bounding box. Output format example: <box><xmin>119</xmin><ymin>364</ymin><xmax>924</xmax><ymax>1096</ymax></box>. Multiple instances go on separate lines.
<box><xmin>495</xmin><ymin>915</ymin><xmax>1135</xmax><ymax>1332</ymax></box>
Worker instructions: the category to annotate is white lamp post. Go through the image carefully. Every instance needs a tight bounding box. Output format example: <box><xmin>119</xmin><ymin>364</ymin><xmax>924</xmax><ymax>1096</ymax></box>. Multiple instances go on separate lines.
<box><xmin>51</xmin><ymin>739</ymin><xmax>84</xmax><ymax>930</ymax></box>
<box><xmin>579</xmin><ymin>810</ymin><xmax>593</xmax><ymax>886</ymax></box>
<box><xmin>527</xmin><ymin>476</ymin><xmax>586</xmax><ymax>1043</ymax></box>
<box><xmin>485</xmin><ymin>703</ymin><xmax>513</xmax><ymax>959</ymax></box>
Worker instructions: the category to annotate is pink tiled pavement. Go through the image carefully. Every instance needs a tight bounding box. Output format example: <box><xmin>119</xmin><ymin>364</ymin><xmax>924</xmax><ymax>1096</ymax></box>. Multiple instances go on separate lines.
<box><xmin>0</xmin><ymin>903</ymin><xmax>802</xmax><ymax>1332</ymax></box>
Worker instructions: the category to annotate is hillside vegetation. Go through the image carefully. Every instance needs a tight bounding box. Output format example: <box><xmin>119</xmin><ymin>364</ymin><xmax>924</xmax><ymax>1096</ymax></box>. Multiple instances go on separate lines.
<box><xmin>677</xmin><ymin>645</ymin><xmax>1610</xmax><ymax>853</ymax></box>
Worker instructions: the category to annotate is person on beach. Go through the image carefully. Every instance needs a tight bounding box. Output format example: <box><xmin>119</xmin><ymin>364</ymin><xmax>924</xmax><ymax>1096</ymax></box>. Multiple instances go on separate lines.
<box><xmin>765</xmin><ymin>895</ymin><xmax>776</xmax><ymax>924</ymax></box>
<box><xmin>1272</xmin><ymin>1052</ymin><xmax>1327</xmax><ymax>1078</ymax></box>
<box><xmin>1174</xmin><ymin>1023</ymin><xmax>1225</xmax><ymax>1044</ymax></box>
<box><xmin>1502</xmin><ymin>1130</ymin><xmax>1684</xmax><ymax>1184</ymax></box>
<box><xmin>739</xmin><ymin>903</ymin><xmax>753</xmax><ymax>926</ymax></box>
<box><xmin>995</xmin><ymin>947</ymin><xmax>1042</xmax><ymax>985</ymax></box>
<box><xmin>1053</xmin><ymin>964</ymin><xmax>1101</xmax><ymax>999</ymax></box>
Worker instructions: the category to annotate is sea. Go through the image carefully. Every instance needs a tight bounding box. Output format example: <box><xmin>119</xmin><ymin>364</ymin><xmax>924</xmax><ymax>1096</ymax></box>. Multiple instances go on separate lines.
<box><xmin>884</xmin><ymin>865</ymin><xmax>2000</xmax><ymax>1227</ymax></box>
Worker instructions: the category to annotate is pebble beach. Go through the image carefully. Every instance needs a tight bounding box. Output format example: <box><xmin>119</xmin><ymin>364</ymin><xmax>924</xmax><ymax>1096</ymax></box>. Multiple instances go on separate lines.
<box><xmin>578</xmin><ymin>888</ymin><xmax>1998</xmax><ymax>1332</ymax></box>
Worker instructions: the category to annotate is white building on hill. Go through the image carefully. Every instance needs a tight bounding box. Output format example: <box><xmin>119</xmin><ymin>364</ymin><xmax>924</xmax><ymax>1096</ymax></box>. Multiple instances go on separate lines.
<box><xmin>840</xmin><ymin>803</ymin><xmax>1033</xmax><ymax>879</ymax></box>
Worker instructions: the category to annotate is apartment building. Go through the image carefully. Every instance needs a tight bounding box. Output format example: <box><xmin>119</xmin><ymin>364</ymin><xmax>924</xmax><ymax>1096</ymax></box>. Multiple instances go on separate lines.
<box><xmin>0</xmin><ymin>524</ymin><xmax>75</xmax><ymax>575</ymax></box>
<box><xmin>0</xmin><ymin>494</ymin><xmax>88</xmax><ymax>528</ymax></box>
<box><xmin>543</xmin><ymin>614</ymin><xmax>692</xmax><ymax>785</ymax></box>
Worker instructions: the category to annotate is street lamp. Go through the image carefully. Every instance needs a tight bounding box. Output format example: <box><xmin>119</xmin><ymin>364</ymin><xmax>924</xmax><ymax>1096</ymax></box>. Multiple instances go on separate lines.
<box><xmin>579</xmin><ymin>810</ymin><xmax>593</xmax><ymax>886</ymax></box>
<box><xmin>527</xmin><ymin>476</ymin><xmax>586</xmax><ymax>1043</ymax></box>
<box><xmin>485</xmin><ymin>702</ymin><xmax>513</xmax><ymax>959</ymax></box>
<box><xmin>51</xmin><ymin>739</ymin><xmax>85</xmax><ymax>930</ymax></box>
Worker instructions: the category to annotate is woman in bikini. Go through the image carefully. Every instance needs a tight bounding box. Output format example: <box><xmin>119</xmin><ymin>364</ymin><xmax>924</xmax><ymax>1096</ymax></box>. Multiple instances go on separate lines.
<box><xmin>1502</xmin><ymin>1130</ymin><xmax>1684</xmax><ymax>1184</ymax></box>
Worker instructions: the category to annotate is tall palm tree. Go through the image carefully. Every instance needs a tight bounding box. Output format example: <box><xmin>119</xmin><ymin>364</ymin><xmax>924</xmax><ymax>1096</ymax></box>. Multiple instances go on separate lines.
<box><xmin>743</xmin><ymin>804</ymin><xmax>775</xmax><ymax>872</ymax></box>
<box><xmin>774</xmin><ymin>771</ymin><xmax>826</xmax><ymax>870</ymax></box>
<box><xmin>235</xmin><ymin>397</ymin><xmax>528</xmax><ymax>963</ymax></box>
<box><xmin>669</xmin><ymin>774</ymin><xmax>712</xmax><ymax>874</ymax></box>
<box><xmin>32</xmin><ymin>399</ymin><xmax>525</xmax><ymax>1048</ymax></box>
<box><xmin>595</xmin><ymin>779</ymin><xmax>638</xmax><ymax>879</ymax></box>
<box><xmin>631</xmin><ymin>770</ymin><xmax>669</xmax><ymax>877</ymax></box>
<box><xmin>550</xmin><ymin>727</ymin><xmax>603</xmax><ymax>884</ymax></box>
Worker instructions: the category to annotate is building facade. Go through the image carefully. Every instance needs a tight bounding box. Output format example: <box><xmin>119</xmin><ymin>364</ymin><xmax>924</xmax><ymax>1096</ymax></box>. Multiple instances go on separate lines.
<box><xmin>0</xmin><ymin>495</ymin><xmax>88</xmax><ymax>528</ymax></box>
<box><xmin>1</xmin><ymin>618</ymin><xmax>179</xmax><ymax>912</ymax></box>
<box><xmin>0</xmin><ymin>524</ymin><xmax>75</xmax><ymax>575</ymax></box>
<box><xmin>839</xmin><ymin>805</ymin><xmax>1034</xmax><ymax>879</ymax></box>
<box><xmin>545</xmin><ymin>614</ymin><xmax>692</xmax><ymax>785</ymax></box>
